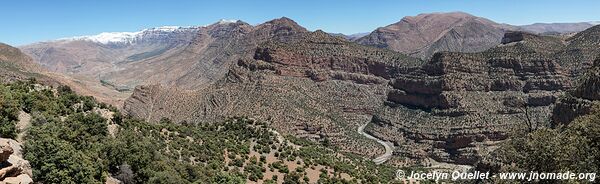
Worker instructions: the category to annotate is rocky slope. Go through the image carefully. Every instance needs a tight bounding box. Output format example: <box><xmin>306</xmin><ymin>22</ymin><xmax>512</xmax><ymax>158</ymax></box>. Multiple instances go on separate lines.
<box><xmin>368</xmin><ymin>26</ymin><xmax>599</xmax><ymax>165</ymax></box>
<box><xmin>554</xmin><ymin>25</ymin><xmax>600</xmax><ymax>76</ymax></box>
<box><xmin>368</xmin><ymin>31</ymin><xmax>575</xmax><ymax>165</ymax></box>
<box><xmin>367</xmin><ymin>27</ymin><xmax>598</xmax><ymax>165</ymax></box>
<box><xmin>124</xmin><ymin>29</ymin><xmax>423</xmax><ymax>158</ymax></box>
<box><xmin>123</xmin><ymin>23</ymin><xmax>600</xmax><ymax>166</ymax></box>
<box><xmin>20</xmin><ymin>18</ymin><xmax>311</xmax><ymax>106</ymax></box>
<box><xmin>355</xmin><ymin>12</ymin><xmax>594</xmax><ymax>60</ymax></box>
<box><xmin>1</xmin><ymin>42</ymin><xmax>127</xmax><ymax>106</ymax></box>
<box><xmin>355</xmin><ymin>12</ymin><xmax>517</xmax><ymax>59</ymax></box>
<box><xmin>328</xmin><ymin>32</ymin><xmax>369</xmax><ymax>41</ymax></box>
<box><xmin>21</xmin><ymin>26</ymin><xmax>200</xmax><ymax>75</ymax></box>
<box><xmin>21</xmin><ymin>25</ymin><xmax>206</xmax><ymax>91</ymax></box>
<box><xmin>552</xmin><ymin>57</ymin><xmax>600</xmax><ymax>126</ymax></box>
<box><xmin>0</xmin><ymin>43</ymin><xmax>44</xmax><ymax>83</ymax></box>
<box><xmin>21</xmin><ymin>13</ymin><xmax>597</xmax><ymax>107</ymax></box>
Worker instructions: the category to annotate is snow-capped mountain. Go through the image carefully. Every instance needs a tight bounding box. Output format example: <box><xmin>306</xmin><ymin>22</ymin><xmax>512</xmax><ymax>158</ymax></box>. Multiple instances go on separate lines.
<box><xmin>19</xmin><ymin>18</ymin><xmax>254</xmax><ymax>91</ymax></box>
<box><xmin>589</xmin><ymin>21</ymin><xmax>600</xmax><ymax>25</ymax></box>
<box><xmin>60</xmin><ymin>26</ymin><xmax>201</xmax><ymax>45</ymax></box>
<box><xmin>57</xmin><ymin>19</ymin><xmax>240</xmax><ymax>45</ymax></box>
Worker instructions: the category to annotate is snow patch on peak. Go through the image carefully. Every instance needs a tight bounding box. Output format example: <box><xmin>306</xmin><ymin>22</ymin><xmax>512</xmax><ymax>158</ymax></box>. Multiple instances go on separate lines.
<box><xmin>66</xmin><ymin>31</ymin><xmax>142</xmax><ymax>44</ymax></box>
<box><xmin>217</xmin><ymin>19</ymin><xmax>238</xmax><ymax>24</ymax></box>
<box><xmin>144</xmin><ymin>26</ymin><xmax>199</xmax><ymax>32</ymax></box>
<box><xmin>149</xmin><ymin>26</ymin><xmax>183</xmax><ymax>32</ymax></box>
<box><xmin>589</xmin><ymin>21</ymin><xmax>600</xmax><ymax>25</ymax></box>
<box><xmin>59</xmin><ymin>26</ymin><xmax>199</xmax><ymax>44</ymax></box>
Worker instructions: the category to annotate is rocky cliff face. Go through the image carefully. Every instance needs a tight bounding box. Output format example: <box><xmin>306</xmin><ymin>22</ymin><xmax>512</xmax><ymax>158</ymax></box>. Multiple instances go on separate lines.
<box><xmin>552</xmin><ymin>58</ymin><xmax>600</xmax><ymax>126</ymax></box>
<box><xmin>355</xmin><ymin>12</ymin><xmax>516</xmax><ymax>59</ymax></box>
<box><xmin>366</xmin><ymin>27</ymin><xmax>598</xmax><ymax>165</ymax></box>
<box><xmin>123</xmin><ymin>24</ymin><xmax>600</xmax><ymax>166</ymax></box>
<box><xmin>124</xmin><ymin>29</ymin><xmax>423</xmax><ymax>158</ymax></box>
<box><xmin>369</xmin><ymin>31</ymin><xmax>573</xmax><ymax>165</ymax></box>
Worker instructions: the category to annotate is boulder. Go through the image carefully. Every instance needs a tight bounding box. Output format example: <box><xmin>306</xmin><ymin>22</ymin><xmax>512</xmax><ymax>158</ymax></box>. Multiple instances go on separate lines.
<box><xmin>105</xmin><ymin>176</ymin><xmax>123</xmax><ymax>184</ymax></box>
<box><xmin>0</xmin><ymin>142</ymin><xmax>13</xmax><ymax>163</ymax></box>
<box><xmin>6</xmin><ymin>156</ymin><xmax>31</xmax><ymax>178</ymax></box>
<box><xmin>0</xmin><ymin>139</ymin><xmax>32</xmax><ymax>183</ymax></box>
<box><xmin>1</xmin><ymin>174</ymin><xmax>33</xmax><ymax>184</ymax></box>
<box><xmin>0</xmin><ymin>139</ymin><xmax>21</xmax><ymax>158</ymax></box>
<box><xmin>0</xmin><ymin>166</ymin><xmax>20</xmax><ymax>181</ymax></box>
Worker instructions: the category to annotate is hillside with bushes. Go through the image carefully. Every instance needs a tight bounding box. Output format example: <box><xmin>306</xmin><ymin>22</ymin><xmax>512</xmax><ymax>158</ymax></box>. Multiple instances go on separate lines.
<box><xmin>1</xmin><ymin>80</ymin><xmax>406</xmax><ymax>183</ymax></box>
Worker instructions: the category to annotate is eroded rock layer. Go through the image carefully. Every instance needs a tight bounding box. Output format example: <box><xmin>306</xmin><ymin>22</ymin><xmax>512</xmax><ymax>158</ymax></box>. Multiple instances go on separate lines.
<box><xmin>552</xmin><ymin>58</ymin><xmax>600</xmax><ymax>126</ymax></box>
<box><xmin>123</xmin><ymin>25</ymin><xmax>600</xmax><ymax>165</ymax></box>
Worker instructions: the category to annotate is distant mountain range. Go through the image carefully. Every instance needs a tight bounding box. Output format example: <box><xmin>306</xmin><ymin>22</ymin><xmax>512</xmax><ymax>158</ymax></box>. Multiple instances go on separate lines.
<box><xmin>22</xmin><ymin>12</ymin><xmax>597</xmax><ymax>65</ymax></box>
<box><xmin>336</xmin><ymin>21</ymin><xmax>599</xmax><ymax>42</ymax></box>
<box><xmin>327</xmin><ymin>32</ymin><xmax>369</xmax><ymax>41</ymax></box>
<box><xmin>355</xmin><ymin>12</ymin><xmax>596</xmax><ymax>59</ymax></box>
<box><xmin>518</xmin><ymin>22</ymin><xmax>596</xmax><ymax>34</ymax></box>
<box><xmin>356</xmin><ymin>12</ymin><xmax>515</xmax><ymax>59</ymax></box>
<box><xmin>17</xmin><ymin>11</ymin><xmax>599</xmax><ymax>105</ymax></box>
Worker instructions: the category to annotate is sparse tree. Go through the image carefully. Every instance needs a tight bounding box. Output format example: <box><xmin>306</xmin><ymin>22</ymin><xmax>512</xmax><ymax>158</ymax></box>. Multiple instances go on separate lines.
<box><xmin>504</xmin><ymin>95</ymin><xmax>538</xmax><ymax>132</ymax></box>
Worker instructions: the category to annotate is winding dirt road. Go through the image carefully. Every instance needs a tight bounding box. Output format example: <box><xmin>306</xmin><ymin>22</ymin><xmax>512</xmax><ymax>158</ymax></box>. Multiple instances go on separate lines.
<box><xmin>358</xmin><ymin>121</ymin><xmax>394</xmax><ymax>164</ymax></box>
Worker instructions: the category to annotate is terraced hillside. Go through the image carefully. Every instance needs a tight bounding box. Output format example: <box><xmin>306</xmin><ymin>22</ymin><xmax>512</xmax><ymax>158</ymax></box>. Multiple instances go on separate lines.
<box><xmin>552</xmin><ymin>57</ymin><xmax>600</xmax><ymax>126</ymax></box>
<box><xmin>369</xmin><ymin>31</ymin><xmax>574</xmax><ymax>165</ymax></box>
<box><xmin>474</xmin><ymin>55</ymin><xmax>600</xmax><ymax>183</ymax></box>
<box><xmin>124</xmin><ymin>30</ymin><xmax>423</xmax><ymax>159</ymax></box>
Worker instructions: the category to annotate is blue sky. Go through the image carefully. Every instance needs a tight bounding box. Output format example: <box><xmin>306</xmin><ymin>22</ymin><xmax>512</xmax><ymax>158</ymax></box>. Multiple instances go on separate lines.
<box><xmin>1</xmin><ymin>0</ymin><xmax>599</xmax><ymax>46</ymax></box>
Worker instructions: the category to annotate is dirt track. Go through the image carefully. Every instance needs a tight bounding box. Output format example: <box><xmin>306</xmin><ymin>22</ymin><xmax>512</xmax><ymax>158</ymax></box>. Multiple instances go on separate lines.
<box><xmin>357</xmin><ymin>120</ymin><xmax>394</xmax><ymax>165</ymax></box>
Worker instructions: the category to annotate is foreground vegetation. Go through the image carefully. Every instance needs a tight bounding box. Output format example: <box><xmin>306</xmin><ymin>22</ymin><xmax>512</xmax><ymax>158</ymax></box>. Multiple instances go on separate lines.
<box><xmin>8</xmin><ymin>77</ymin><xmax>596</xmax><ymax>184</ymax></box>
<box><xmin>481</xmin><ymin>104</ymin><xmax>600</xmax><ymax>183</ymax></box>
<box><xmin>0</xmin><ymin>80</ymin><xmax>402</xmax><ymax>183</ymax></box>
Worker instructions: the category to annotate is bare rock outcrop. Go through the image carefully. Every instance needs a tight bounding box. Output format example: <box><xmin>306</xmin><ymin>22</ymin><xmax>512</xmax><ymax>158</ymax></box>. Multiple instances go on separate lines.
<box><xmin>0</xmin><ymin>139</ymin><xmax>32</xmax><ymax>184</ymax></box>
<box><xmin>552</xmin><ymin>58</ymin><xmax>600</xmax><ymax>126</ymax></box>
<box><xmin>368</xmin><ymin>31</ymin><xmax>574</xmax><ymax>165</ymax></box>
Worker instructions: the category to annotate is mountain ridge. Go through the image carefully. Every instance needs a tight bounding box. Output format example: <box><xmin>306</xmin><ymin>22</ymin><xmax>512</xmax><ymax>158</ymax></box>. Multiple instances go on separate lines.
<box><xmin>355</xmin><ymin>12</ymin><xmax>517</xmax><ymax>59</ymax></box>
<box><xmin>355</xmin><ymin>12</ymin><xmax>596</xmax><ymax>59</ymax></box>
